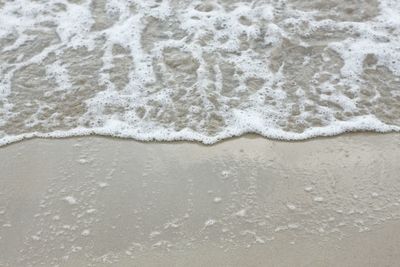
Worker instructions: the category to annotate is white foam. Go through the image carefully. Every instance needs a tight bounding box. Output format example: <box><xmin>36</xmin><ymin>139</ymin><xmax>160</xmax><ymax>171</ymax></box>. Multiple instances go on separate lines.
<box><xmin>0</xmin><ymin>0</ymin><xmax>399</xmax><ymax>146</ymax></box>
<box><xmin>63</xmin><ymin>196</ymin><xmax>77</xmax><ymax>205</ymax></box>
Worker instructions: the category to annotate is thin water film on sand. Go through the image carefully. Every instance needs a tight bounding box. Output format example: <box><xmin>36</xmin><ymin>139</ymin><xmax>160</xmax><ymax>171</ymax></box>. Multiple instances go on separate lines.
<box><xmin>0</xmin><ymin>0</ymin><xmax>399</xmax><ymax>144</ymax></box>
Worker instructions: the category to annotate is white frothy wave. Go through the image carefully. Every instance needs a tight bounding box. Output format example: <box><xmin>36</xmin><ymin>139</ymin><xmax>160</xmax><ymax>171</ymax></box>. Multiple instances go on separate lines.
<box><xmin>0</xmin><ymin>0</ymin><xmax>399</xmax><ymax>145</ymax></box>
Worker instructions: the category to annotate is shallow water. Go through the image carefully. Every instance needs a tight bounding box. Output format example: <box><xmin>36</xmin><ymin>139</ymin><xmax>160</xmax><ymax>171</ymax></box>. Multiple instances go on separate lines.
<box><xmin>0</xmin><ymin>0</ymin><xmax>399</xmax><ymax>145</ymax></box>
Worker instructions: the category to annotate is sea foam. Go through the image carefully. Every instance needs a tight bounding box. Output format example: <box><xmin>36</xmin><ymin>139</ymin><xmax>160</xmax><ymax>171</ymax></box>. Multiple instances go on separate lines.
<box><xmin>0</xmin><ymin>0</ymin><xmax>399</xmax><ymax>145</ymax></box>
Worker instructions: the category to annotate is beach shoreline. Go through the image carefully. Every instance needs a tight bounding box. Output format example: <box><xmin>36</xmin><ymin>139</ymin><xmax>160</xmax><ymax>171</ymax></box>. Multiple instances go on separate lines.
<box><xmin>0</xmin><ymin>133</ymin><xmax>400</xmax><ymax>266</ymax></box>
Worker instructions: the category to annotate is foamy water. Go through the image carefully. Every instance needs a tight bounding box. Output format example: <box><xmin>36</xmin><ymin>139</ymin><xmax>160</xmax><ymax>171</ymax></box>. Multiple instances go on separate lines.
<box><xmin>0</xmin><ymin>0</ymin><xmax>399</xmax><ymax>145</ymax></box>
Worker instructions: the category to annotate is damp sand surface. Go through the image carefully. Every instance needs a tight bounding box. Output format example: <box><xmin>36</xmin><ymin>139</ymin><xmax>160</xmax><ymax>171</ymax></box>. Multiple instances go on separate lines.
<box><xmin>0</xmin><ymin>133</ymin><xmax>400</xmax><ymax>266</ymax></box>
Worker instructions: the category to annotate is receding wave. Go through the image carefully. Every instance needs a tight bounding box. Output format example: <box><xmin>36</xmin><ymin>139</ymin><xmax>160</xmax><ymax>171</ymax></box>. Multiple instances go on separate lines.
<box><xmin>0</xmin><ymin>0</ymin><xmax>399</xmax><ymax>145</ymax></box>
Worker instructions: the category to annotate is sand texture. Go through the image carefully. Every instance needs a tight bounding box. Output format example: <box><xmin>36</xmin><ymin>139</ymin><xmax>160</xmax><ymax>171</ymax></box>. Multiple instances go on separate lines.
<box><xmin>0</xmin><ymin>133</ymin><xmax>400</xmax><ymax>266</ymax></box>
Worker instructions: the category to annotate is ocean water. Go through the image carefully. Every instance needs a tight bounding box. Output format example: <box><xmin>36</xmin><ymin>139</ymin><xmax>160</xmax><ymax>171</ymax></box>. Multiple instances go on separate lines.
<box><xmin>0</xmin><ymin>0</ymin><xmax>399</xmax><ymax>145</ymax></box>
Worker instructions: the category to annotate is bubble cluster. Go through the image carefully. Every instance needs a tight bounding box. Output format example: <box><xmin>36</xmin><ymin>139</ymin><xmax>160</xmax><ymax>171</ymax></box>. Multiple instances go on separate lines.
<box><xmin>0</xmin><ymin>0</ymin><xmax>399</xmax><ymax>145</ymax></box>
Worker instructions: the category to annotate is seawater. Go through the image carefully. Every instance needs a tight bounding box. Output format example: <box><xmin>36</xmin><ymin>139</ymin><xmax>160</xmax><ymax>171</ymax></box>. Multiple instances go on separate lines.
<box><xmin>0</xmin><ymin>0</ymin><xmax>399</xmax><ymax>145</ymax></box>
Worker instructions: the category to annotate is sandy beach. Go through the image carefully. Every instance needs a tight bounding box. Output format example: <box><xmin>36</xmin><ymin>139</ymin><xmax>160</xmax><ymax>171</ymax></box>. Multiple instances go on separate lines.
<box><xmin>0</xmin><ymin>133</ymin><xmax>400</xmax><ymax>266</ymax></box>
<box><xmin>1</xmin><ymin>0</ymin><xmax>400</xmax><ymax>266</ymax></box>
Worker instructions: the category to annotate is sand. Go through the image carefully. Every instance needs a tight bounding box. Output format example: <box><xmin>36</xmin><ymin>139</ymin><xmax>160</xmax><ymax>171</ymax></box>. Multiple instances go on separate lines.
<box><xmin>0</xmin><ymin>133</ymin><xmax>400</xmax><ymax>266</ymax></box>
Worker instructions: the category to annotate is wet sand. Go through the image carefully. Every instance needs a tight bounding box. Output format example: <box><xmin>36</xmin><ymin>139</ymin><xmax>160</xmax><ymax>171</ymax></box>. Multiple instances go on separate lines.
<box><xmin>0</xmin><ymin>133</ymin><xmax>400</xmax><ymax>266</ymax></box>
